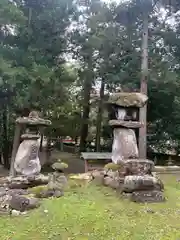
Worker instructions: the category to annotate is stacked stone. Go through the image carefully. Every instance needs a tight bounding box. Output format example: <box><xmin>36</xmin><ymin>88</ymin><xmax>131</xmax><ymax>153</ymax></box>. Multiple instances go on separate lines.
<box><xmin>107</xmin><ymin>92</ymin><xmax>165</xmax><ymax>203</ymax></box>
<box><xmin>0</xmin><ymin>160</ymin><xmax>68</xmax><ymax>215</ymax></box>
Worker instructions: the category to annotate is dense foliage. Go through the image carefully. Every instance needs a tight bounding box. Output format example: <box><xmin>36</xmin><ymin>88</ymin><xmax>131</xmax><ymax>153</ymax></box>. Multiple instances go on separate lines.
<box><xmin>1</xmin><ymin>0</ymin><xmax>180</xmax><ymax>167</ymax></box>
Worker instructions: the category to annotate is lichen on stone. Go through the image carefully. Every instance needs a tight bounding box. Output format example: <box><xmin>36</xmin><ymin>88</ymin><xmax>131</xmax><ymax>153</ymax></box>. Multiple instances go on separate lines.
<box><xmin>108</xmin><ymin>92</ymin><xmax>148</xmax><ymax>108</ymax></box>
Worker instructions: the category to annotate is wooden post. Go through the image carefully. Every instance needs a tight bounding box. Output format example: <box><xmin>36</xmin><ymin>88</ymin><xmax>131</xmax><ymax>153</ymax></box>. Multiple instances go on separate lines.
<box><xmin>84</xmin><ymin>159</ymin><xmax>88</xmax><ymax>172</ymax></box>
<box><xmin>10</xmin><ymin>124</ymin><xmax>21</xmax><ymax>177</ymax></box>
<box><xmin>139</xmin><ymin>11</ymin><xmax>148</xmax><ymax>159</ymax></box>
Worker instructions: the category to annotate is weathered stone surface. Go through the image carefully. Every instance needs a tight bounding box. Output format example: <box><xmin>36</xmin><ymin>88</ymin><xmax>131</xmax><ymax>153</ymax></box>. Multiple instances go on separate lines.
<box><xmin>0</xmin><ymin>175</ymin><xmax>49</xmax><ymax>189</ymax></box>
<box><xmin>21</xmin><ymin>134</ymin><xmax>40</xmax><ymax>140</ymax></box>
<box><xmin>0</xmin><ymin>188</ymin><xmax>28</xmax><ymax>198</ymax></box>
<box><xmin>0</xmin><ymin>194</ymin><xmax>11</xmax><ymax>210</ymax></box>
<box><xmin>48</xmin><ymin>173</ymin><xmax>67</xmax><ymax>191</ymax></box>
<box><xmin>93</xmin><ymin>175</ymin><xmax>104</xmax><ymax>185</ymax></box>
<box><xmin>91</xmin><ymin>170</ymin><xmax>104</xmax><ymax>185</ymax></box>
<box><xmin>131</xmin><ymin>190</ymin><xmax>165</xmax><ymax>203</ymax></box>
<box><xmin>112</xmin><ymin>128</ymin><xmax>138</xmax><ymax>164</ymax></box>
<box><xmin>104</xmin><ymin>177</ymin><xmax>120</xmax><ymax>189</ymax></box>
<box><xmin>14</xmin><ymin>138</ymin><xmax>41</xmax><ymax>176</ymax></box>
<box><xmin>123</xmin><ymin>175</ymin><xmax>163</xmax><ymax>193</ymax></box>
<box><xmin>106</xmin><ymin>170</ymin><xmax>120</xmax><ymax>179</ymax></box>
<box><xmin>92</xmin><ymin>170</ymin><xmax>104</xmax><ymax>178</ymax></box>
<box><xmin>9</xmin><ymin>194</ymin><xmax>40</xmax><ymax>212</ymax></box>
<box><xmin>53</xmin><ymin>190</ymin><xmax>64</xmax><ymax>198</ymax></box>
<box><xmin>36</xmin><ymin>189</ymin><xmax>63</xmax><ymax>198</ymax></box>
<box><xmin>0</xmin><ymin>187</ymin><xmax>7</xmax><ymax>197</ymax></box>
<box><xmin>8</xmin><ymin>189</ymin><xmax>28</xmax><ymax>196</ymax></box>
<box><xmin>16</xmin><ymin>117</ymin><xmax>51</xmax><ymax>126</ymax></box>
<box><xmin>108</xmin><ymin>92</ymin><xmax>148</xmax><ymax>108</ymax></box>
<box><xmin>125</xmin><ymin>159</ymin><xmax>154</xmax><ymax>175</ymax></box>
<box><xmin>109</xmin><ymin>120</ymin><xmax>143</xmax><ymax>128</ymax></box>
<box><xmin>27</xmin><ymin>197</ymin><xmax>40</xmax><ymax>210</ymax></box>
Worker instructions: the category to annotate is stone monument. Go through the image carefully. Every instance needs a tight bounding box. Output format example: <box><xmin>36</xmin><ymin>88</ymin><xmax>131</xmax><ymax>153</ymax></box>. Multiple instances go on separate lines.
<box><xmin>10</xmin><ymin>111</ymin><xmax>51</xmax><ymax>177</ymax></box>
<box><xmin>107</xmin><ymin>92</ymin><xmax>165</xmax><ymax>203</ymax></box>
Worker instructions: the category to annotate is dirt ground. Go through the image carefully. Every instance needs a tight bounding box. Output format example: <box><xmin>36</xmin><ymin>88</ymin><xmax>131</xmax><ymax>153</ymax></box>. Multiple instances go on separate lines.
<box><xmin>50</xmin><ymin>150</ymin><xmax>85</xmax><ymax>174</ymax></box>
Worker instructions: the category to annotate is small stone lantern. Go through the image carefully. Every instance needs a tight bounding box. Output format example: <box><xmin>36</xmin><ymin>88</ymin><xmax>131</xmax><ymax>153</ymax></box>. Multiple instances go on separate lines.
<box><xmin>10</xmin><ymin>111</ymin><xmax>51</xmax><ymax>177</ymax></box>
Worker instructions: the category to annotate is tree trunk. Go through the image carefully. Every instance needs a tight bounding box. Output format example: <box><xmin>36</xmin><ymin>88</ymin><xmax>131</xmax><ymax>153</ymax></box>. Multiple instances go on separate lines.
<box><xmin>2</xmin><ymin>105</ymin><xmax>10</xmax><ymax>169</ymax></box>
<box><xmin>139</xmin><ymin>12</ymin><xmax>148</xmax><ymax>159</ymax></box>
<box><xmin>95</xmin><ymin>79</ymin><xmax>105</xmax><ymax>152</ymax></box>
<box><xmin>79</xmin><ymin>78</ymin><xmax>92</xmax><ymax>152</ymax></box>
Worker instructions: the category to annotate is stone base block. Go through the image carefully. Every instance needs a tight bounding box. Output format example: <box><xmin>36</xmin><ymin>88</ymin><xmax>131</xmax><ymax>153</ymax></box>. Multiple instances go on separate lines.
<box><xmin>125</xmin><ymin>159</ymin><xmax>154</xmax><ymax>175</ymax></box>
<box><xmin>123</xmin><ymin>175</ymin><xmax>163</xmax><ymax>193</ymax></box>
<box><xmin>9</xmin><ymin>194</ymin><xmax>40</xmax><ymax>212</ymax></box>
<box><xmin>104</xmin><ymin>177</ymin><xmax>120</xmax><ymax>189</ymax></box>
<box><xmin>131</xmin><ymin>190</ymin><xmax>165</xmax><ymax>203</ymax></box>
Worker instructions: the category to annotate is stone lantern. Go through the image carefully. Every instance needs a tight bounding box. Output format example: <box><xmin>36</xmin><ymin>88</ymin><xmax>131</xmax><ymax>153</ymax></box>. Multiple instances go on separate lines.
<box><xmin>10</xmin><ymin>111</ymin><xmax>51</xmax><ymax>177</ymax></box>
<box><xmin>107</xmin><ymin>92</ymin><xmax>165</xmax><ymax>203</ymax></box>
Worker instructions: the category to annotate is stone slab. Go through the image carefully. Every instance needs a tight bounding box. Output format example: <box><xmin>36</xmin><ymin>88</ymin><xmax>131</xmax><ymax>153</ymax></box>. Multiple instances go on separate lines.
<box><xmin>16</xmin><ymin>117</ymin><xmax>51</xmax><ymax>126</ymax></box>
<box><xmin>123</xmin><ymin>175</ymin><xmax>163</xmax><ymax>193</ymax></box>
<box><xmin>0</xmin><ymin>175</ymin><xmax>49</xmax><ymax>189</ymax></box>
<box><xmin>109</xmin><ymin>120</ymin><xmax>143</xmax><ymax>128</ymax></box>
<box><xmin>21</xmin><ymin>134</ymin><xmax>40</xmax><ymax>140</ymax></box>
<box><xmin>81</xmin><ymin>152</ymin><xmax>112</xmax><ymax>160</ymax></box>
<box><xmin>108</xmin><ymin>92</ymin><xmax>148</xmax><ymax>108</ymax></box>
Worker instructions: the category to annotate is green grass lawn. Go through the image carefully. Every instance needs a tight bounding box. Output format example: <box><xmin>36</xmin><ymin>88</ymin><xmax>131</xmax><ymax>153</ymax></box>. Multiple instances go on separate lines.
<box><xmin>1</xmin><ymin>175</ymin><xmax>180</xmax><ymax>240</ymax></box>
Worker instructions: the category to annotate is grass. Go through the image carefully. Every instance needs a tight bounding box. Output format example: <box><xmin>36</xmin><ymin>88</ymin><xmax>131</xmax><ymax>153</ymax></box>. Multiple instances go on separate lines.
<box><xmin>1</xmin><ymin>175</ymin><xmax>180</xmax><ymax>240</ymax></box>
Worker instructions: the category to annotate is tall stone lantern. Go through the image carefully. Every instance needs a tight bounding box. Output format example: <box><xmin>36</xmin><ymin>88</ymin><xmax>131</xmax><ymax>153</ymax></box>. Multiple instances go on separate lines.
<box><xmin>107</xmin><ymin>92</ymin><xmax>165</xmax><ymax>203</ymax></box>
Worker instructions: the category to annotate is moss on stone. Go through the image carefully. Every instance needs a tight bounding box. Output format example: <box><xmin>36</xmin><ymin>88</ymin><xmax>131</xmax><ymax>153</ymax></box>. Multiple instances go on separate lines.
<box><xmin>29</xmin><ymin>185</ymin><xmax>48</xmax><ymax>197</ymax></box>
<box><xmin>51</xmin><ymin>162</ymin><xmax>68</xmax><ymax>171</ymax></box>
<box><xmin>108</xmin><ymin>92</ymin><xmax>148</xmax><ymax>108</ymax></box>
<box><xmin>104</xmin><ymin>163</ymin><xmax>122</xmax><ymax>171</ymax></box>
